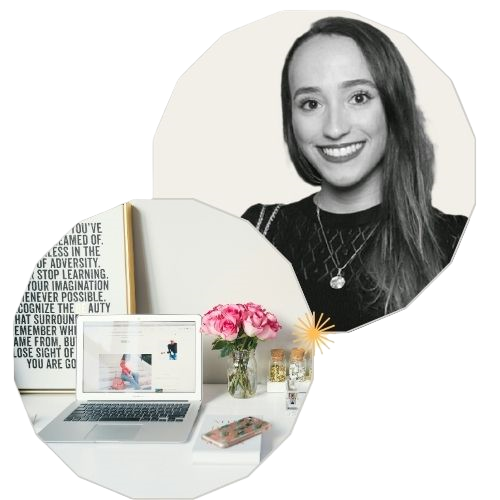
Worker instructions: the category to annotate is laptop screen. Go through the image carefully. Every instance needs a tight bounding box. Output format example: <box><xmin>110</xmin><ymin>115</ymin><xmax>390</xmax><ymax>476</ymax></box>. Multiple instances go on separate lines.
<box><xmin>82</xmin><ymin>319</ymin><xmax>197</xmax><ymax>394</ymax></box>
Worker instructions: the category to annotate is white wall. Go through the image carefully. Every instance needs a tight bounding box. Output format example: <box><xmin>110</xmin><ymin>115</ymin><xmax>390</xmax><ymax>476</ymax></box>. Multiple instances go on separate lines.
<box><xmin>130</xmin><ymin>199</ymin><xmax>309</xmax><ymax>383</ymax></box>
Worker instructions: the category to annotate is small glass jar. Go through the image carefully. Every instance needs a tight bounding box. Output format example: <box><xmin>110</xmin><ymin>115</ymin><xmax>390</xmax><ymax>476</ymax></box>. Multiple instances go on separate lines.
<box><xmin>288</xmin><ymin>347</ymin><xmax>306</xmax><ymax>382</ymax></box>
<box><xmin>268</xmin><ymin>348</ymin><xmax>287</xmax><ymax>383</ymax></box>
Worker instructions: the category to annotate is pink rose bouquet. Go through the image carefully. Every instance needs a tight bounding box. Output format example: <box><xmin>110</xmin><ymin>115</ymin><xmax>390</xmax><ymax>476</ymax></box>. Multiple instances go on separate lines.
<box><xmin>201</xmin><ymin>302</ymin><xmax>281</xmax><ymax>357</ymax></box>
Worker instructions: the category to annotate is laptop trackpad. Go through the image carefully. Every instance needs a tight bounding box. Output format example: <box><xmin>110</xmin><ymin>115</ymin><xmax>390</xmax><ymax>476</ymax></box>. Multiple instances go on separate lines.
<box><xmin>85</xmin><ymin>424</ymin><xmax>142</xmax><ymax>442</ymax></box>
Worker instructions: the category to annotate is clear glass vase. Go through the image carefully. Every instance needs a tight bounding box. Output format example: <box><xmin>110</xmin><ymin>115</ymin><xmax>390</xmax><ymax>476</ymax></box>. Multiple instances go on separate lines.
<box><xmin>227</xmin><ymin>349</ymin><xmax>257</xmax><ymax>398</ymax></box>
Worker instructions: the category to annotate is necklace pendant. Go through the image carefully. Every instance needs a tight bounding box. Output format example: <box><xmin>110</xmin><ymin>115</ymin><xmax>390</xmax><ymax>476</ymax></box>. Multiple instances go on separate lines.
<box><xmin>329</xmin><ymin>274</ymin><xmax>346</xmax><ymax>289</ymax></box>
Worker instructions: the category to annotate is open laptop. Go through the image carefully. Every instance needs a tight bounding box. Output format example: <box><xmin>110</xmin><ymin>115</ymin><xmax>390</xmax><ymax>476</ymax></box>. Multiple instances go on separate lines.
<box><xmin>38</xmin><ymin>314</ymin><xmax>202</xmax><ymax>443</ymax></box>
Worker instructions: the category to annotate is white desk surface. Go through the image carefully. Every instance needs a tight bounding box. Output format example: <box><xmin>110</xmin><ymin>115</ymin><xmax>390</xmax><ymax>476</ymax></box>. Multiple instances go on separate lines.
<box><xmin>22</xmin><ymin>384</ymin><xmax>300</xmax><ymax>499</ymax></box>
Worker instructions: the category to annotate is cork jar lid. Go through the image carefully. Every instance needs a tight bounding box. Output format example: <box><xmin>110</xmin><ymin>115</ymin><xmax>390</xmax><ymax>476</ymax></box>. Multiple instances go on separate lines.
<box><xmin>290</xmin><ymin>347</ymin><xmax>305</xmax><ymax>361</ymax></box>
<box><xmin>271</xmin><ymin>348</ymin><xmax>285</xmax><ymax>361</ymax></box>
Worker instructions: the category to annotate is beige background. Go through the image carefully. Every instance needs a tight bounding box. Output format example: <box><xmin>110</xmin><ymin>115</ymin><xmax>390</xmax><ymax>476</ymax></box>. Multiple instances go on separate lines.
<box><xmin>153</xmin><ymin>11</ymin><xmax>474</xmax><ymax>217</ymax></box>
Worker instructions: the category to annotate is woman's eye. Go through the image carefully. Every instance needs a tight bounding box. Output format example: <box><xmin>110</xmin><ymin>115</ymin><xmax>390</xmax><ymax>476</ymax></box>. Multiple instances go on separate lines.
<box><xmin>349</xmin><ymin>92</ymin><xmax>372</xmax><ymax>105</ymax></box>
<box><xmin>300</xmin><ymin>99</ymin><xmax>321</xmax><ymax>111</ymax></box>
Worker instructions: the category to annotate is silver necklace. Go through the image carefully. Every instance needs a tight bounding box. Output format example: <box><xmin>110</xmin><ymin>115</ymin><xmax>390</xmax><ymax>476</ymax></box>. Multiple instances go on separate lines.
<box><xmin>315</xmin><ymin>205</ymin><xmax>378</xmax><ymax>290</ymax></box>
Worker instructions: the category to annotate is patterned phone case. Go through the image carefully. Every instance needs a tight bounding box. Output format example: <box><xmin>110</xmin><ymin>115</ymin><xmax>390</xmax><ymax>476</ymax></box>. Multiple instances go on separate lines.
<box><xmin>202</xmin><ymin>416</ymin><xmax>271</xmax><ymax>448</ymax></box>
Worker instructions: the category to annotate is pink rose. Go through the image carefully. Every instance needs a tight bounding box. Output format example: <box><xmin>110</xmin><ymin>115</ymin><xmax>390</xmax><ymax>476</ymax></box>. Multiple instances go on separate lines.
<box><xmin>200</xmin><ymin>304</ymin><xmax>224</xmax><ymax>335</ymax></box>
<box><xmin>242</xmin><ymin>303</ymin><xmax>268</xmax><ymax>337</ymax></box>
<box><xmin>215</xmin><ymin>314</ymin><xmax>239</xmax><ymax>341</ymax></box>
<box><xmin>201</xmin><ymin>304</ymin><xmax>244</xmax><ymax>341</ymax></box>
<box><xmin>255</xmin><ymin>312</ymin><xmax>281</xmax><ymax>340</ymax></box>
<box><xmin>242</xmin><ymin>303</ymin><xmax>281</xmax><ymax>340</ymax></box>
<box><xmin>223</xmin><ymin>304</ymin><xmax>245</xmax><ymax>322</ymax></box>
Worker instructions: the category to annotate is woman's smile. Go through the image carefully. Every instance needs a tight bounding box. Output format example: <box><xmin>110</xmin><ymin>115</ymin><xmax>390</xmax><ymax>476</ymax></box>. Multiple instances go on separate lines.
<box><xmin>318</xmin><ymin>141</ymin><xmax>366</xmax><ymax>162</ymax></box>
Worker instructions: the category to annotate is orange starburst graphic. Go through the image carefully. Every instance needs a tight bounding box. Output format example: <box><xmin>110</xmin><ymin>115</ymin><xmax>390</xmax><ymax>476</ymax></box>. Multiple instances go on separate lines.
<box><xmin>292</xmin><ymin>312</ymin><xmax>336</xmax><ymax>355</ymax></box>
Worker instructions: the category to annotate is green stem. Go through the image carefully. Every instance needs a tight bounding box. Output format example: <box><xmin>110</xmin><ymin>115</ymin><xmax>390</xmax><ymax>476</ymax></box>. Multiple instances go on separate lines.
<box><xmin>228</xmin><ymin>350</ymin><xmax>256</xmax><ymax>398</ymax></box>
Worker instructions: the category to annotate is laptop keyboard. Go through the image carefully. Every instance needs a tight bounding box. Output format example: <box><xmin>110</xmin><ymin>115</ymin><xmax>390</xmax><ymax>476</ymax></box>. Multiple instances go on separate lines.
<box><xmin>65</xmin><ymin>402</ymin><xmax>190</xmax><ymax>422</ymax></box>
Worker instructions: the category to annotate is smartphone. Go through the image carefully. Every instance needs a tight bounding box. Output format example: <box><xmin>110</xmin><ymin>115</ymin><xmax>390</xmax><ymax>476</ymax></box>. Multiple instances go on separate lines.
<box><xmin>202</xmin><ymin>416</ymin><xmax>271</xmax><ymax>448</ymax></box>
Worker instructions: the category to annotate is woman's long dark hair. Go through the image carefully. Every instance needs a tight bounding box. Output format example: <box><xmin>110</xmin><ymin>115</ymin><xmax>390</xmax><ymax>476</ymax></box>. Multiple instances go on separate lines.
<box><xmin>281</xmin><ymin>17</ymin><xmax>445</xmax><ymax>312</ymax></box>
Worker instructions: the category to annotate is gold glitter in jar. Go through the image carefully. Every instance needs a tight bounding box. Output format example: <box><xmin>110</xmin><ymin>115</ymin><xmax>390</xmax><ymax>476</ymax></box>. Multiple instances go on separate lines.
<box><xmin>269</xmin><ymin>348</ymin><xmax>286</xmax><ymax>382</ymax></box>
<box><xmin>269</xmin><ymin>363</ymin><xmax>287</xmax><ymax>382</ymax></box>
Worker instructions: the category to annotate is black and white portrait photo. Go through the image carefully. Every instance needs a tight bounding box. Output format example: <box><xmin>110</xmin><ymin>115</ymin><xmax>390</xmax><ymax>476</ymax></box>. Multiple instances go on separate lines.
<box><xmin>240</xmin><ymin>17</ymin><xmax>467</xmax><ymax>330</ymax></box>
<box><xmin>153</xmin><ymin>12</ymin><xmax>473</xmax><ymax>332</ymax></box>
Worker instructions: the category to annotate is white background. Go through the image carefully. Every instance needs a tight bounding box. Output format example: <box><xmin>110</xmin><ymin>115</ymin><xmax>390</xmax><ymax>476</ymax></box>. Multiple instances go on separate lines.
<box><xmin>1</xmin><ymin>2</ymin><xmax>497</xmax><ymax>500</ymax></box>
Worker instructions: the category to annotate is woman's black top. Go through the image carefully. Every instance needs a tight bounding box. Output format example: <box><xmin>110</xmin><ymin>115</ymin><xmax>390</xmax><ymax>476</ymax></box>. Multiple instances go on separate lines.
<box><xmin>242</xmin><ymin>194</ymin><xmax>467</xmax><ymax>331</ymax></box>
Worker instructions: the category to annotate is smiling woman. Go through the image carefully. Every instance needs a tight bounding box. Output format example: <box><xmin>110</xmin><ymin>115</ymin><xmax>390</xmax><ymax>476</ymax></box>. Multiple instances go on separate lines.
<box><xmin>290</xmin><ymin>35</ymin><xmax>387</xmax><ymax>201</ymax></box>
<box><xmin>242</xmin><ymin>17</ymin><xmax>467</xmax><ymax>331</ymax></box>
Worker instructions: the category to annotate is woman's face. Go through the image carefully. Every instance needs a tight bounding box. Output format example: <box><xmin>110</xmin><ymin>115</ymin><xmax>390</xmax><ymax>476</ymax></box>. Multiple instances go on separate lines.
<box><xmin>289</xmin><ymin>34</ymin><xmax>388</xmax><ymax>192</ymax></box>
